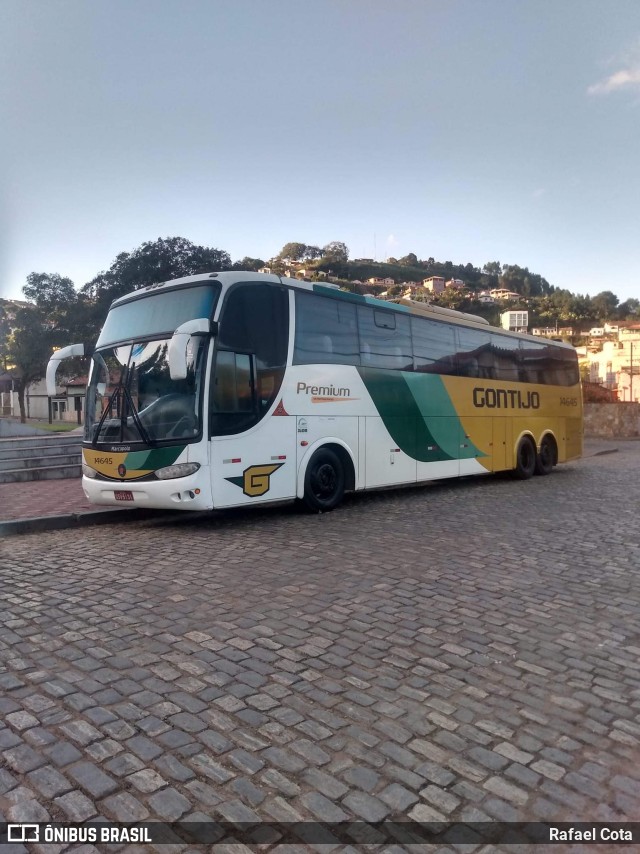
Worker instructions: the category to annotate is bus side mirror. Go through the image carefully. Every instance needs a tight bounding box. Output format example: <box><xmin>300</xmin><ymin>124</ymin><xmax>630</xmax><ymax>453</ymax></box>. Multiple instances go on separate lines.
<box><xmin>46</xmin><ymin>342</ymin><xmax>86</xmax><ymax>396</ymax></box>
<box><xmin>168</xmin><ymin>318</ymin><xmax>212</xmax><ymax>380</ymax></box>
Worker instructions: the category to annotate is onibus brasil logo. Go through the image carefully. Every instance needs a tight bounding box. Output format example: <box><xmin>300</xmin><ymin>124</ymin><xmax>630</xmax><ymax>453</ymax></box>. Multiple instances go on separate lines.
<box><xmin>225</xmin><ymin>463</ymin><xmax>283</xmax><ymax>497</ymax></box>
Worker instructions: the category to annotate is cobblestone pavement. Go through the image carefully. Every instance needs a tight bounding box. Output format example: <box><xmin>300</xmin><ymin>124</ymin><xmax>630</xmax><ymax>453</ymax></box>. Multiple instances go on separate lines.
<box><xmin>1</xmin><ymin>443</ymin><xmax>639</xmax><ymax>852</ymax></box>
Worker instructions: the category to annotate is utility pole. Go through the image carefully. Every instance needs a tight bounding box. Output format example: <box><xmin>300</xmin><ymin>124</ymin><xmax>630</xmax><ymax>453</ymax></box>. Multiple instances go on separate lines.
<box><xmin>630</xmin><ymin>341</ymin><xmax>634</xmax><ymax>403</ymax></box>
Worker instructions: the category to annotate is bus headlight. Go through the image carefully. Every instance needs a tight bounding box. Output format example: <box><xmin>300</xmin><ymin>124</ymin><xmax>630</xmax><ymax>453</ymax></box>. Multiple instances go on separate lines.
<box><xmin>82</xmin><ymin>463</ymin><xmax>98</xmax><ymax>478</ymax></box>
<box><xmin>155</xmin><ymin>462</ymin><xmax>201</xmax><ymax>480</ymax></box>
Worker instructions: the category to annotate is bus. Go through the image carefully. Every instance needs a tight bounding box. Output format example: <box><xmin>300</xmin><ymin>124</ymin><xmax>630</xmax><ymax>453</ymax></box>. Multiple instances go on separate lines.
<box><xmin>47</xmin><ymin>271</ymin><xmax>582</xmax><ymax>513</ymax></box>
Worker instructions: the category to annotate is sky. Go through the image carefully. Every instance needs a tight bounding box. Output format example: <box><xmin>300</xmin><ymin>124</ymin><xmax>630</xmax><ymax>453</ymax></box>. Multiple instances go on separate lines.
<box><xmin>1</xmin><ymin>0</ymin><xmax>639</xmax><ymax>303</ymax></box>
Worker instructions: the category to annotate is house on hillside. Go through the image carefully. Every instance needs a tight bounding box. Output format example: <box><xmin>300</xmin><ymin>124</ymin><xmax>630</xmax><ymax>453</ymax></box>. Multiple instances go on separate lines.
<box><xmin>423</xmin><ymin>276</ymin><xmax>445</xmax><ymax>294</ymax></box>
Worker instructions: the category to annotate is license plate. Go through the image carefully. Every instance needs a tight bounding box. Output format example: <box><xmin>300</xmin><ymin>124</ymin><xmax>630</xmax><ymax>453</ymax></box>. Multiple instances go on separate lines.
<box><xmin>114</xmin><ymin>490</ymin><xmax>134</xmax><ymax>501</ymax></box>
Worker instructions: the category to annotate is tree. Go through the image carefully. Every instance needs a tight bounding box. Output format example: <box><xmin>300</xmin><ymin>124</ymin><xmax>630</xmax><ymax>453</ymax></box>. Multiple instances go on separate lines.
<box><xmin>303</xmin><ymin>245</ymin><xmax>322</xmax><ymax>261</ymax></box>
<box><xmin>618</xmin><ymin>298</ymin><xmax>640</xmax><ymax>319</ymax></box>
<box><xmin>322</xmin><ymin>241</ymin><xmax>349</xmax><ymax>264</ymax></box>
<box><xmin>278</xmin><ymin>242</ymin><xmax>307</xmax><ymax>262</ymax></box>
<box><xmin>399</xmin><ymin>253</ymin><xmax>418</xmax><ymax>266</ymax></box>
<box><xmin>483</xmin><ymin>261</ymin><xmax>502</xmax><ymax>276</ymax></box>
<box><xmin>23</xmin><ymin>273</ymin><xmax>76</xmax><ymax>315</ymax></box>
<box><xmin>6</xmin><ymin>306</ymin><xmax>58</xmax><ymax>422</ymax></box>
<box><xmin>232</xmin><ymin>257</ymin><xmax>264</xmax><ymax>271</ymax></box>
<box><xmin>590</xmin><ymin>290</ymin><xmax>619</xmax><ymax>321</ymax></box>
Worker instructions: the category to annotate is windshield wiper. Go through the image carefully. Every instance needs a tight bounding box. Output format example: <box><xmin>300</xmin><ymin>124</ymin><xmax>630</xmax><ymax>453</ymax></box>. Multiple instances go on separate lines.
<box><xmin>121</xmin><ymin>382</ymin><xmax>155</xmax><ymax>446</ymax></box>
<box><xmin>92</xmin><ymin>373</ymin><xmax>155</xmax><ymax>447</ymax></box>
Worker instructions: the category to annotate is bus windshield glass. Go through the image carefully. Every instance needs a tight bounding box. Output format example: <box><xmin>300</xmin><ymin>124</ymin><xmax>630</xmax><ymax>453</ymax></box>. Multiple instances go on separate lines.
<box><xmin>97</xmin><ymin>284</ymin><xmax>219</xmax><ymax>347</ymax></box>
<box><xmin>85</xmin><ymin>337</ymin><xmax>207</xmax><ymax>445</ymax></box>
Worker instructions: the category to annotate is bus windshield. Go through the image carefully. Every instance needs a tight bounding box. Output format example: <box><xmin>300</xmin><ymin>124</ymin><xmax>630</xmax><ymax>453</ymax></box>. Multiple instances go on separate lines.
<box><xmin>85</xmin><ymin>337</ymin><xmax>207</xmax><ymax>445</ymax></box>
<box><xmin>97</xmin><ymin>284</ymin><xmax>218</xmax><ymax>347</ymax></box>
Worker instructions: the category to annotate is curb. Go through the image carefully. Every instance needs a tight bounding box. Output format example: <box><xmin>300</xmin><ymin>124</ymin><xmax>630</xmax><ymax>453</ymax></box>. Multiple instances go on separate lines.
<box><xmin>0</xmin><ymin>508</ymin><xmax>164</xmax><ymax>537</ymax></box>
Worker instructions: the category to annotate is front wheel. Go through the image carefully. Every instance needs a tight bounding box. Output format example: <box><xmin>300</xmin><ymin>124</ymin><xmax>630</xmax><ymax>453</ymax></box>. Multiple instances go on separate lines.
<box><xmin>513</xmin><ymin>436</ymin><xmax>536</xmax><ymax>479</ymax></box>
<box><xmin>303</xmin><ymin>448</ymin><xmax>345</xmax><ymax>512</ymax></box>
<box><xmin>535</xmin><ymin>435</ymin><xmax>555</xmax><ymax>475</ymax></box>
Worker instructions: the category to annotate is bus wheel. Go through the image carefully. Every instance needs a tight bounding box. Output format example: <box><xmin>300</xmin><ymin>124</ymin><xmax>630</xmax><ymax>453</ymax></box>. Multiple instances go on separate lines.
<box><xmin>303</xmin><ymin>448</ymin><xmax>345</xmax><ymax>512</ymax></box>
<box><xmin>535</xmin><ymin>435</ymin><xmax>555</xmax><ymax>476</ymax></box>
<box><xmin>513</xmin><ymin>436</ymin><xmax>536</xmax><ymax>479</ymax></box>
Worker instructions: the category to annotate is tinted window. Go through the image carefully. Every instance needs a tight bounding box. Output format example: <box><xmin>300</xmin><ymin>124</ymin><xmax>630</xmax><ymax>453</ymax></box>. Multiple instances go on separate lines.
<box><xmin>411</xmin><ymin>317</ymin><xmax>456</xmax><ymax>374</ymax></box>
<box><xmin>549</xmin><ymin>346</ymin><xmax>580</xmax><ymax>386</ymax></box>
<box><xmin>521</xmin><ymin>341</ymin><xmax>551</xmax><ymax>384</ymax></box>
<box><xmin>98</xmin><ymin>285</ymin><xmax>219</xmax><ymax>347</ymax></box>
<box><xmin>456</xmin><ymin>327</ymin><xmax>493</xmax><ymax>378</ymax></box>
<box><xmin>491</xmin><ymin>333</ymin><xmax>521</xmax><ymax>382</ymax></box>
<box><xmin>294</xmin><ymin>293</ymin><xmax>359</xmax><ymax>365</ymax></box>
<box><xmin>358</xmin><ymin>306</ymin><xmax>412</xmax><ymax>370</ymax></box>
<box><xmin>212</xmin><ymin>283</ymin><xmax>288</xmax><ymax>434</ymax></box>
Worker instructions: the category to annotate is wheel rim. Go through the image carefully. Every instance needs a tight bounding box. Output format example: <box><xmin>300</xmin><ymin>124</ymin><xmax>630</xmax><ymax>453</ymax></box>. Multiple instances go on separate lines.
<box><xmin>311</xmin><ymin>462</ymin><xmax>337</xmax><ymax>499</ymax></box>
<box><xmin>540</xmin><ymin>440</ymin><xmax>552</xmax><ymax>467</ymax></box>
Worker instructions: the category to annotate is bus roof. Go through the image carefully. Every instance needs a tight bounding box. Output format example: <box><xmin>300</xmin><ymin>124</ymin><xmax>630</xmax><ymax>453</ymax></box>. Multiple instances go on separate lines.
<box><xmin>109</xmin><ymin>271</ymin><xmax>575</xmax><ymax>351</ymax></box>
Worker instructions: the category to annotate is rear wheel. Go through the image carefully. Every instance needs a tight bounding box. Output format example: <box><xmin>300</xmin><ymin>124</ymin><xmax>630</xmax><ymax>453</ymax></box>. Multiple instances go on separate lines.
<box><xmin>513</xmin><ymin>436</ymin><xmax>536</xmax><ymax>479</ymax></box>
<box><xmin>303</xmin><ymin>448</ymin><xmax>345</xmax><ymax>512</ymax></box>
<box><xmin>535</xmin><ymin>435</ymin><xmax>555</xmax><ymax>476</ymax></box>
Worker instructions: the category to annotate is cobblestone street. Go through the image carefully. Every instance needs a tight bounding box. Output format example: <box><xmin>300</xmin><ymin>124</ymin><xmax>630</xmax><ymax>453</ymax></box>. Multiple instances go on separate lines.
<box><xmin>1</xmin><ymin>442</ymin><xmax>640</xmax><ymax>851</ymax></box>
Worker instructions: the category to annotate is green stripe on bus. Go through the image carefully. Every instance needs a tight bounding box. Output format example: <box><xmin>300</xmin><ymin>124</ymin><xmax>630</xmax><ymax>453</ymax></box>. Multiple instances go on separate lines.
<box><xmin>124</xmin><ymin>446</ymin><xmax>185</xmax><ymax>470</ymax></box>
<box><xmin>358</xmin><ymin>369</ymin><xmax>485</xmax><ymax>462</ymax></box>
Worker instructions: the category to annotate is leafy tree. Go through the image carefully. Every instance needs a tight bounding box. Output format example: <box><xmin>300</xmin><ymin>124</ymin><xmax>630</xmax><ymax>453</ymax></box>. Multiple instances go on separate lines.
<box><xmin>483</xmin><ymin>261</ymin><xmax>502</xmax><ymax>276</ymax></box>
<box><xmin>618</xmin><ymin>298</ymin><xmax>639</xmax><ymax>319</ymax></box>
<box><xmin>322</xmin><ymin>241</ymin><xmax>349</xmax><ymax>263</ymax></box>
<box><xmin>278</xmin><ymin>242</ymin><xmax>307</xmax><ymax>262</ymax></box>
<box><xmin>303</xmin><ymin>245</ymin><xmax>322</xmax><ymax>261</ymax></box>
<box><xmin>23</xmin><ymin>273</ymin><xmax>76</xmax><ymax>316</ymax></box>
<box><xmin>6</xmin><ymin>306</ymin><xmax>58</xmax><ymax>422</ymax></box>
<box><xmin>232</xmin><ymin>257</ymin><xmax>265</xmax><ymax>271</ymax></box>
<box><xmin>399</xmin><ymin>253</ymin><xmax>418</xmax><ymax>266</ymax></box>
<box><xmin>590</xmin><ymin>290</ymin><xmax>619</xmax><ymax>320</ymax></box>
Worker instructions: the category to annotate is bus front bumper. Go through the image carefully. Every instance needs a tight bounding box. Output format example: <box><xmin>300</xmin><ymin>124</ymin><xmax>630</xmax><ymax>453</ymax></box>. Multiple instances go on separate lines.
<box><xmin>82</xmin><ymin>472</ymin><xmax>213</xmax><ymax>511</ymax></box>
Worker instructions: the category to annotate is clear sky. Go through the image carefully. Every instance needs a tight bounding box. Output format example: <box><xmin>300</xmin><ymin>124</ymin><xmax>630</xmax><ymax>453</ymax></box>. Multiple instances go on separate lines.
<box><xmin>1</xmin><ymin>0</ymin><xmax>639</xmax><ymax>302</ymax></box>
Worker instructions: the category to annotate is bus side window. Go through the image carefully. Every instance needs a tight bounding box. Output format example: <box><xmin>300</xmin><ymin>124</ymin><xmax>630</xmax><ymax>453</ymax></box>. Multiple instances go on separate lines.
<box><xmin>411</xmin><ymin>317</ymin><xmax>456</xmax><ymax>375</ymax></box>
<box><xmin>456</xmin><ymin>327</ymin><xmax>493</xmax><ymax>379</ymax></box>
<box><xmin>358</xmin><ymin>306</ymin><xmax>412</xmax><ymax>371</ymax></box>
<box><xmin>293</xmin><ymin>293</ymin><xmax>359</xmax><ymax>365</ymax></box>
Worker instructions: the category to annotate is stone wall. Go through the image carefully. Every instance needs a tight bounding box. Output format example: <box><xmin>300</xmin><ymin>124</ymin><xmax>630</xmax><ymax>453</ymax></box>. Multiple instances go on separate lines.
<box><xmin>584</xmin><ymin>403</ymin><xmax>640</xmax><ymax>438</ymax></box>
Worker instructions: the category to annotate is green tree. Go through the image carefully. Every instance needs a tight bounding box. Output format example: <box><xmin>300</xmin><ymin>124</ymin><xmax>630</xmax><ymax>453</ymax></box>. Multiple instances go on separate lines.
<box><xmin>483</xmin><ymin>261</ymin><xmax>502</xmax><ymax>276</ymax></box>
<box><xmin>232</xmin><ymin>256</ymin><xmax>265</xmax><ymax>271</ymax></box>
<box><xmin>278</xmin><ymin>242</ymin><xmax>307</xmax><ymax>261</ymax></box>
<box><xmin>399</xmin><ymin>253</ymin><xmax>418</xmax><ymax>266</ymax></box>
<box><xmin>618</xmin><ymin>298</ymin><xmax>640</xmax><ymax>318</ymax></box>
<box><xmin>590</xmin><ymin>290</ymin><xmax>619</xmax><ymax>321</ymax></box>
<box><xmin>322</xmin><ymin>241</ymin><xmax>349</xmax><ymax>263</ymax></box>
<box><xmin>6</xmin><ymin>306</ymin><xmax>58</xmax><ymax>422</ymax></box>
<box><xmin>23</xmin><ymin>273</ymin><xmax>76</xmax><ymax>316</ymax></box>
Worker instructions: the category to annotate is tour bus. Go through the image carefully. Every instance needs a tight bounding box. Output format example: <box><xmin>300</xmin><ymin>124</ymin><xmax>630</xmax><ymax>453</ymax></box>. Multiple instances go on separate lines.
<box><xmin>47</xmin><ymin>271</ymin><xmax>582</xmax><ymax>512</ymax></box>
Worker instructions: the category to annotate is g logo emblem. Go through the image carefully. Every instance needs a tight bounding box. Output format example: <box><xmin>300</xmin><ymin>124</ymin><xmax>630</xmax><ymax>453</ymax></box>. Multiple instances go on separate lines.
<box><xmin>225</xmin><ymin>463</ymin><xmax>283</xmax><ymax>497</ymax></box>
<box><xmin>118</xmin><ymin>463</ymin><xmax>127</xmax><ymax>477</ymax></box>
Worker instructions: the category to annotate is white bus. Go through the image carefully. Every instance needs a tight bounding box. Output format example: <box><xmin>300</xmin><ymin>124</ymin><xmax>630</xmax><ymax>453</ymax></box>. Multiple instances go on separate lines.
<box><xmin>47</xmin><ymin>271</ymin><xmax>582</xmax><ymax>512</ymax></box>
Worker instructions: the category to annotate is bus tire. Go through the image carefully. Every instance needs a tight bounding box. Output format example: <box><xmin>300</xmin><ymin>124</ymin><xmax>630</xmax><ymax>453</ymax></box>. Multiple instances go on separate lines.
<box><xmin>535</xmin><ymin>434</ymin><xmax>555</xmax><ymax>476</ymax></box>
<box><xmin>513</xmin><ymin>436</ymin><xmax>536</xmax><ymax>480</ymax></box>
<box><xmin>302</xmin><ymin>448</ymin><xmax>345</xmax><ymax>512</ymax></box>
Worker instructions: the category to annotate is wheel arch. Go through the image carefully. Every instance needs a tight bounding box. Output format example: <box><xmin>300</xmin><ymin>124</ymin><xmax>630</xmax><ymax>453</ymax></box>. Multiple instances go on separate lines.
<box><xmin>297</xmin><ymin>439</ymin><xmax>357</xmax><ymax>499</ymax></box>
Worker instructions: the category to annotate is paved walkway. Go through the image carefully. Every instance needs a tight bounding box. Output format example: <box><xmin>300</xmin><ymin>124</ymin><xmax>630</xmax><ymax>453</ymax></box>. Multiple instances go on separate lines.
<box><xmin>0</xmin><ymin>478</ymin><xmax>93</xmax><ymax>521</ymax></box>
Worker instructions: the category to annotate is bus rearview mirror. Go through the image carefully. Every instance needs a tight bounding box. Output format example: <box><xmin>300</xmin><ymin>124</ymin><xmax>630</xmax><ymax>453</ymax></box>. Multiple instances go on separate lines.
<box><xmin>168</xmin><ymin>318</ymin><xmax>212</xmax><ymax>380</ymax></box>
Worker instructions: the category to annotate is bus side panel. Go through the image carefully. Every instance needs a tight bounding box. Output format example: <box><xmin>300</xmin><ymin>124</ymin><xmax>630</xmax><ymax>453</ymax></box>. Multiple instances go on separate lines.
<box><xmin>365</xmin><ymin>417</ymin><xmax>416</xmax><ymax>488</ymax></box>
